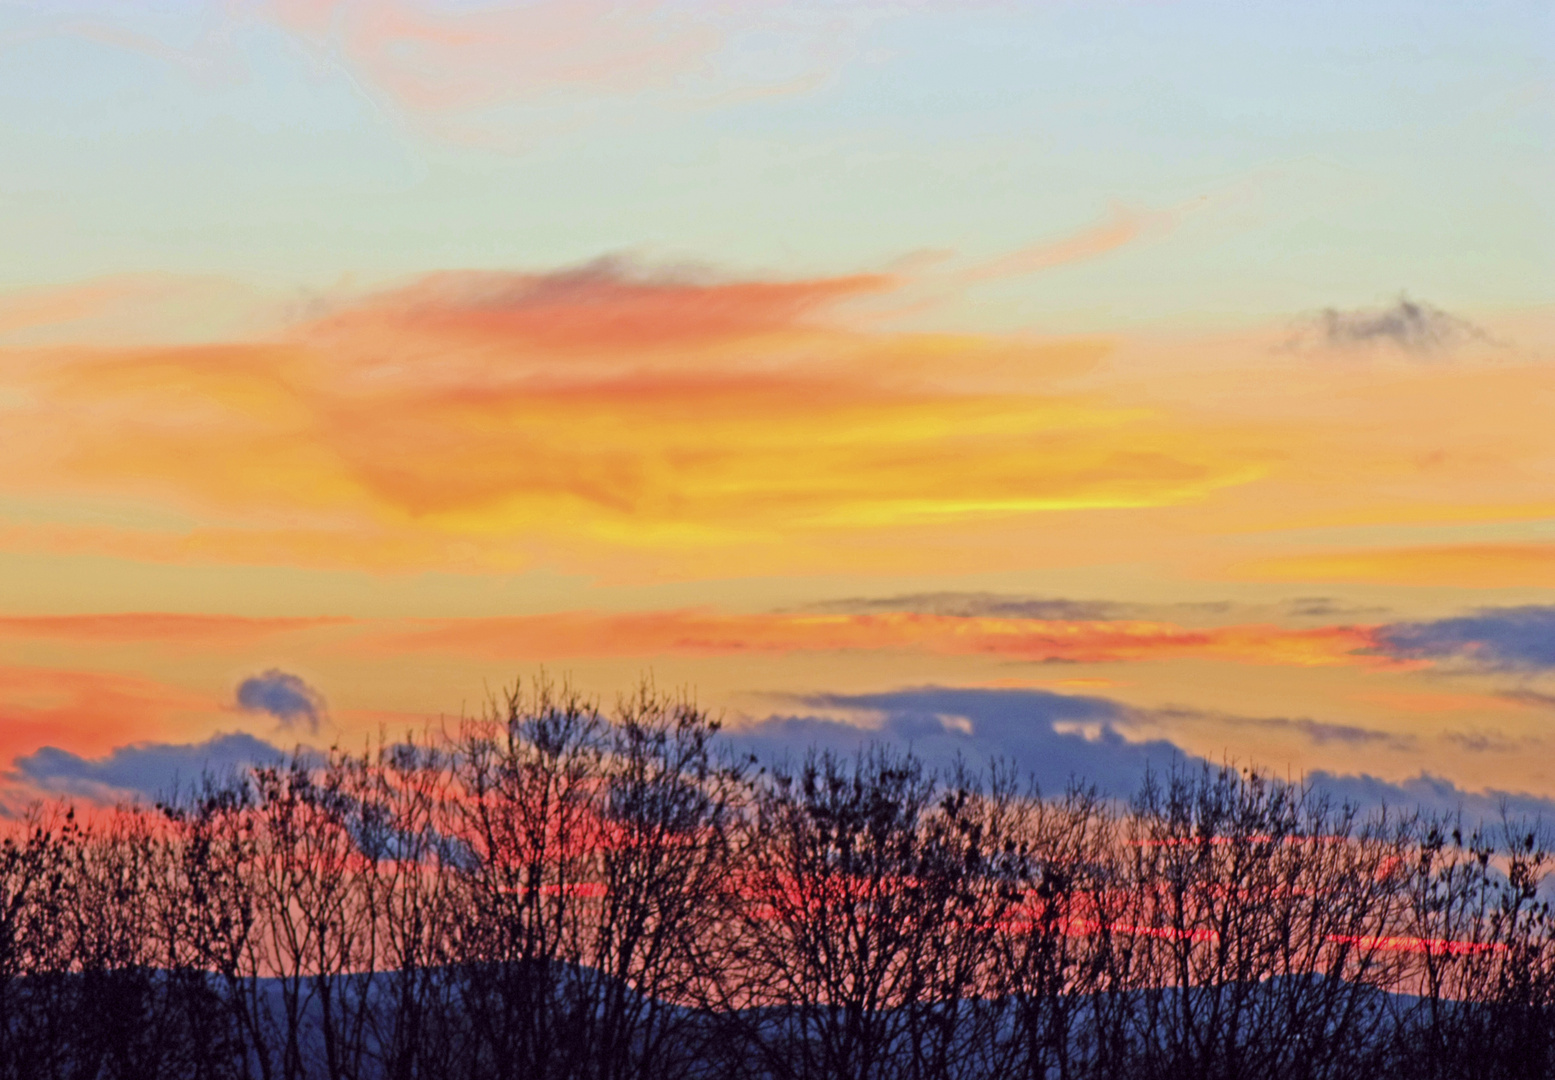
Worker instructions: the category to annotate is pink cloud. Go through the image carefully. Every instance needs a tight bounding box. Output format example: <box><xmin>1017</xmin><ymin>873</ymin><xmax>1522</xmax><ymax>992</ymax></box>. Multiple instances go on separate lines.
<box><xmin>257</xmin><ymin>0</ymin><xmax>725</xmax><ymax>110</ymax></box>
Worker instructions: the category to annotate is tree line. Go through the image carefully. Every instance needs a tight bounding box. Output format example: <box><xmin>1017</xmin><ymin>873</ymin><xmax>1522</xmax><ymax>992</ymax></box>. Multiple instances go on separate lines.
<box><xmin>1</xmin><ymin>678</ymin><xmax>1551</xmax><ymax>1080</ymax></box>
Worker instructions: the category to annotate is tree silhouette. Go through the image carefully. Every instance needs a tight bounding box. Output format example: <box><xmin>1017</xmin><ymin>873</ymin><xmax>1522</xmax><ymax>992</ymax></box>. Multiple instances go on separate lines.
<box><xmin>0</xmin><ymin>679</ymin><xmax>1548</xmax><ymax>1079</ymax></box>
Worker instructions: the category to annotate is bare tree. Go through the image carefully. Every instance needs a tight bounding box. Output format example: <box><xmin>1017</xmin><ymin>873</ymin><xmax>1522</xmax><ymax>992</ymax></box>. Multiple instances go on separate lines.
<box><xmin>1390</xmin><ymin>812</ymin><xmax>1555</xmax><ymax>1079</ymax></box>
<box><xmin>574</xmin><ymin>681</ymin><xmax>747</xmax><ymax>1080</ymax></box>
<box><xmin>0</xmin><ymin>807</ymin><xmax>75</xmax><ymax>1080</ymax></box>
<box><xmin>1117</xmin><ymin>764</ymin><xmax>1413</xmax><ymax>1080</ymax></box>
<box><xmin>728</xmin><ymin>746</ymin><xmax>1026</xmax><ymax>1080</ymax></box>
<box><xmin>448</xmin><ymin>677</ymin><xmax>609</xmax><ymax>1080</ymax></box>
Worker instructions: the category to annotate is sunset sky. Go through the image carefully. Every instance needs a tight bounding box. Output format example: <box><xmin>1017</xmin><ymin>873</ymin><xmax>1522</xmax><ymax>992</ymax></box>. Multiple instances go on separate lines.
<box><xmin>1</xmin><ymin>0</ymin><xmax>1552</xmax><ymax>813</ymax></box>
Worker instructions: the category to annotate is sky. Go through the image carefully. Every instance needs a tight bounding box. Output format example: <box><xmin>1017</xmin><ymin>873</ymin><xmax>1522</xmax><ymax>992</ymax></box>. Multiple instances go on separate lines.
<box><xmin>1</xmin><ymin>0</ymin><xmax>1553</xmax><ymax>814</ymax></box>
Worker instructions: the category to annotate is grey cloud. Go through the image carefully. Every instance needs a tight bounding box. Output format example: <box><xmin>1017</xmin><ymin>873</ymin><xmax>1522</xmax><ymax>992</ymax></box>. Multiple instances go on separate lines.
<box><xmin>11</xmin><ymin>732</ymin><xmax>288</xmax><ymax>802</ymax></box>
<box><xmin>802</xmin><ymin>591</ymin><xmax>1400</xmax><ymax>627</ymax></box>
<box><xmin>1291</xmin><ymin>296</ymin><xmax>1492</xmax><ymax>356</ymax></box>
<box><xmin>1280</xmin><ymin>597</ymin><xmax>1390</xmax><ymax>620</ymax></box>
<box><xmin>1498</xmin><ymin>688</ymin><xmax>1555</xmax><ymax>710</ymax></box>
<box><xmin>731</xmin><ymin>686</ymin><xmax>1198</xmax><ymax>797</ymax></box>
<box><xmin>795</xmin><ymin>592</ymin><xmax>1134</xmax><ymax>621</ymax></box>
<box><xmin>1440</xmin><ymin>730</ymin><xmax>1540</xmax><ymax>755</ymax></box>
<box><xmin>1262</xmin><ymin>716</ymin><xmax>1413</xmax><ymax>748</ymax></box>
<box><xmin>237</xmin><ymin>669</ymin><xmax>326</xmax><ymax>731</ymax></box>
<box><xmin>1306</xmin><ymin>770</ymin><xmax>1555</xmax><ymax>822</ymax></box>
<box><xmin>1375</xmin><ymin>606</ymin><xmax>1555</xmax><ymax>671</ymax></box>
<box><xmin>1148</xmin><ymin>706</ymin><xmax>1413</xmax><ymax>749</ymax></box>
<box><xmin>794</xmin><ymin>592</ymin><xmax>1246</xmax><ymax>623</ymax></box>
<box><xmin>730</xmin><ymin>685</ymin><xmax>1546</xmax><ymax>822</ymax></box>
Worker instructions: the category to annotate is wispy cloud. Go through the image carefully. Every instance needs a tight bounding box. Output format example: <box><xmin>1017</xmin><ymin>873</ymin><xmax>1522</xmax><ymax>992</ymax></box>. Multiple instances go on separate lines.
<box><xmin>1256</xmin><ymin>715</ymin><xmax>1412</xmax><ymax>747</ymax></box>
<box><xmin>366</xmin><ymin>609</ymin><xmax>1385</xmax><ymax>669</ymax></box>
<box><xmin>796</xmin><ymin>591</ymin><xmax>1245</xmax><ymax>623</ymax></box>
<box><xmin>1499</xmin><ymin>688</ymin><xmax>1555</xmax><ymax>711</ymax></box>
<box><xmin>1279</xmin><ymin>597</ymin><xmax>1390</xmax><ymax>620</ymax></box>
<box><xmin>957</xmin><ymin>203</ymin><xmax>1177</xmax><ymax>284</ymax></box>
<box><xmin>34</xmin><ymin>1</ymin><xmax>719</xmax><ymax>115</ymax></box>
<box><xmin>1146</xmin><ymin>705</ymin><xmax>1414</xmax><ymax>749</ymax></box>
<box><xmin>0</xmin><ymin>275</ymin><xmax>312</xmax><ymax>347</ymax></box>
<box><xmin>1440</xmin><ymin>729</ymin><xmax>1539</xmax><ymax>755</ymax></box>
<box><xmin>0</xmin><ymin>613</ymin><xmax>349</xmax><ymax>646</ymax></box>
<box><xmin>797</xmin><ymin>592</ymin><xmax>1133</xmax><ymax>621</ymax></box>
<box><xmin>1241</xmin><ymin>544</ymin><xmax>1555</xmax><ymax>589</ymax></box>
<box><xmin>252</xmin><ymin>0</ymin><xmax>898</xmax><ymax>143</ymax></box>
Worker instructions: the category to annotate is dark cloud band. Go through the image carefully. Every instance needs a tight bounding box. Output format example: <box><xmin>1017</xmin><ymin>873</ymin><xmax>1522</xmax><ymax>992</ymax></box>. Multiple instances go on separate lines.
<box><xmin>732</xmin><ymin>685</ymin><xmax>1555</xmax><ymax>820</ymax></box>
<box><xmin>1376</xmin><ymin>606</ymin><xmax>1555</xmax><ymax>670</ymax></box>
<box><xmin>11</xmin><ymin>733</ymin><xmax>288</xmax><ymax>801</ymax></box>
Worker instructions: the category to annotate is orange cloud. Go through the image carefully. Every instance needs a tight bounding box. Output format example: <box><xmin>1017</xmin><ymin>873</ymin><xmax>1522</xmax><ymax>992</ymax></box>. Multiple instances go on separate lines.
<box><xmin>0</xmin><ymin>277</ymin><xmax>150</xmax><ymax>338</ymax></box>
<box><xmin>0</xmin><ymin>519</ymin><xmax>527</xmax><ymax>574</ymax></box>
<box><xmin>1356</xmin><ymin>690</ymin><xmax>1523</xmax><ymax>716</ymax></box>
<box><xmin>0</xmin><ymin>263</ymin><xmax>1262</xmax><ymax>577</ymax></box>
<box><xmin>0</xmin><ymin>665</ymin><xmax>211</xmax><ymax>765</ymax></box>
<box><xmin>365</xmin><ymin>610</ymin><xmax>1387</xmax><ymax>669</ymax></box>
<box><xmin>1242</xmin><ymin>544</ymin><xmax>1555</xmax><ymax>588</ymax></box>
<box><xmin>0</xmin><ymin>613</ymin><xmax>350</xmax><ymax>647</ymax></box>
<box><xmin>12</xmin><ymin>262</ymin><xmax>1540</xmax><ymax>584</ymax></box>
<box><xmin>960</xmin><ymin>203</ymin><xmax>1176</xmax><ymax>283</ymax></box>
<box><xmin>0</xmin><ymin>274</ymin><xmax>300</xmax><ymax>346</ymax></box>
<box><xmin>305</xmin><ymin>261</ymin><xmax>894</xmax><ymax>358</ymax></box>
